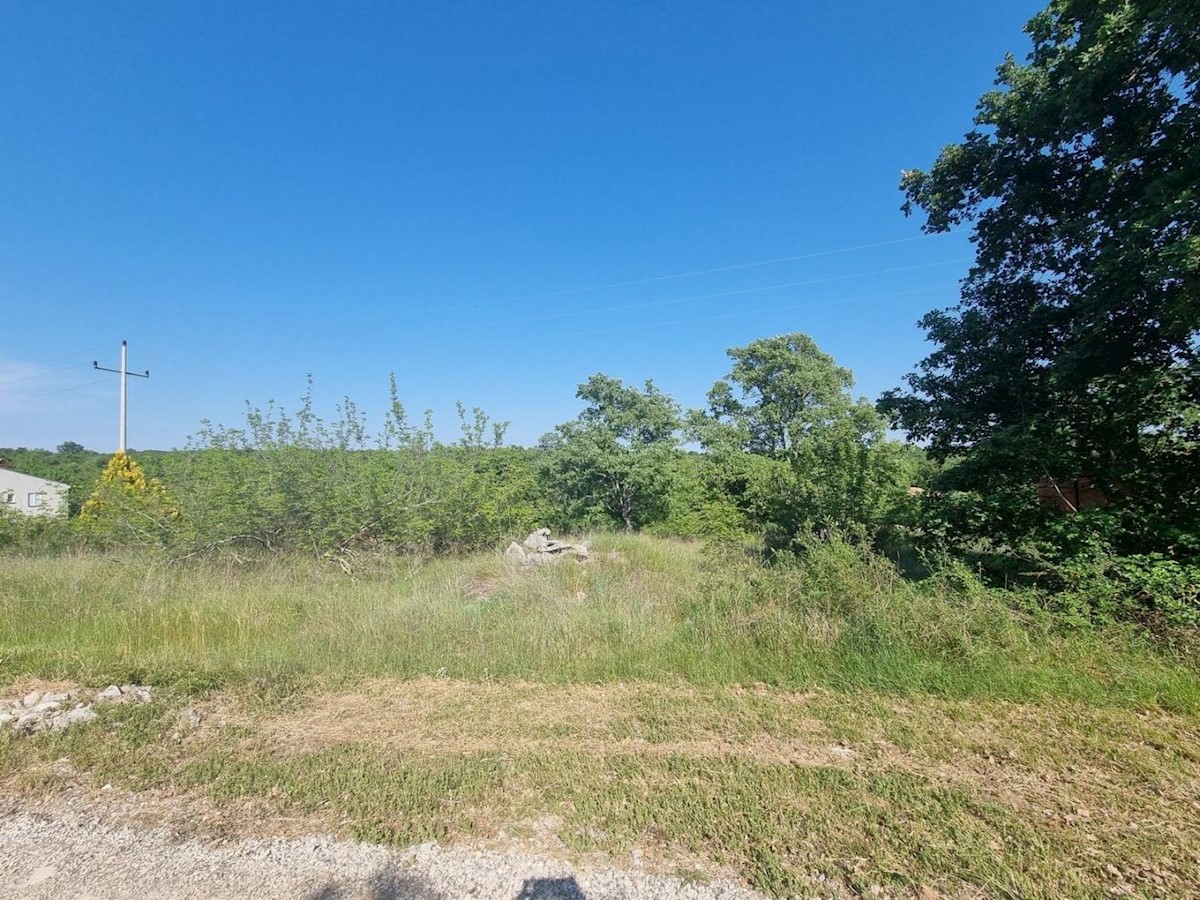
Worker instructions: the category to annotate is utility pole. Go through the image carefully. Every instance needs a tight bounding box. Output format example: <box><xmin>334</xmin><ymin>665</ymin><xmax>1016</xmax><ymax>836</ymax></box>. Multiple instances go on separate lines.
<box><xmin>94</xmin><ymin>340</ymin><xmax>150</xmax><ymax>453</ymax></box>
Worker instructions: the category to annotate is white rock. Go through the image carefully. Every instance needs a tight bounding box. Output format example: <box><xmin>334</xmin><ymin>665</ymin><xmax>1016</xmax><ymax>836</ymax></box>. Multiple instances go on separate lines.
<box><xmin>31</xmin><ymin>701</ymin><xmax>62</xmax><ymax>714</ymax></box>
<box><xmin>504</xmin><ymin>542</ymin><xmax>527</xmax><ymax>562</ymax></box>
<box><xmin>0</xmin><ymin>712</ymin><xmax>14</xmax><ymax>728</ymax></box>
<box><xmin>182</xmin><ymin>708</ymin><xmax>202</xmax><ymax>729</ymax></box>
<box><xmin>50</xmin><ymin>707</ymin><xmax>98</xmax><ymax>731</ymax></box>
<box><xmin>23</xmin><ymin>691</ymin><xmax>40</xmax><ymax>707</ymax></box>
<box><xmin>96</xmin><ymin>685</ymin><xmax>123</xmax><ymax>702</ymax></box>
<box><xmin>42</xmin><ymin>691</ymin><xmax>71</xmax><ymax>704</ymax></box>
<box><xmin>16</xmin><ymin>713</ymin><xmax>42</xmax><ymax>734</ymax></box>
<box><xmin>523</xmin><ymin>529</ymin><xmax>551</xmax><ymax>550</ymax></box>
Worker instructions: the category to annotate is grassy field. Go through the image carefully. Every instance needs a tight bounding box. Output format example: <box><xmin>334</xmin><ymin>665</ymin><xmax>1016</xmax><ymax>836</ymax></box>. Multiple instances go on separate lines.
<box><xmin>3</xmin><ymin>535</ymin><xmax>1199</xmax><ymax>897</ymax></box>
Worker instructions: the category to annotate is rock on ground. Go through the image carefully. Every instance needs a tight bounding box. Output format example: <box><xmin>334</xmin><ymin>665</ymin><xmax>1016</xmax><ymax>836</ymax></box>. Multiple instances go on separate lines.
<box><xmin>513</xmin><ymin>530</ymin><xmax>591</xmax><ymax>566</ymax></box>
<box><xmin>0</xmin><ymin>685</ymin><xmax>153</xmax><ymax>736</ymax></box>
<box><xmin>0</xmin><ymin>799</ymin><xmax>768</xmax><ymax>900</ymax></box>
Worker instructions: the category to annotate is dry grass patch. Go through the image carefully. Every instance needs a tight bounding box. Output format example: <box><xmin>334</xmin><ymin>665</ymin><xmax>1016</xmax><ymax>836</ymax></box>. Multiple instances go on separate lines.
<box><xmin>3</xmin><ymin>676</ymin><xmax>1200</xmax><ymax>896</ymax></box>
<box><xmin>180</xmin><ymin>678</ymin><xmax>1200</xmax><ymax>896</ymax></box>
<box><xmin>244</xmin><ymin>679</ymin><xmax>839</xmax><ymax>765</ymax></box>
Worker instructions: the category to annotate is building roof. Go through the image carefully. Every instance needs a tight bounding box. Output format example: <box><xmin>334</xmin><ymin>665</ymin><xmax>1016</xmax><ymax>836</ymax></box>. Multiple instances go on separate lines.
<box><xmin>0</xmin><ymin>467</ymin><xmax>70</xmax><ymax>490</ymax></box>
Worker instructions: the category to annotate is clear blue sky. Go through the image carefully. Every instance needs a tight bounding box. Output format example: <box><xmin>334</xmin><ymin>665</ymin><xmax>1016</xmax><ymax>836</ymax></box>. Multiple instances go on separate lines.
<box><xmin>1</xmin><ymin>1</ymin><xmax>1043</xmax><ymax>451</ymax></box>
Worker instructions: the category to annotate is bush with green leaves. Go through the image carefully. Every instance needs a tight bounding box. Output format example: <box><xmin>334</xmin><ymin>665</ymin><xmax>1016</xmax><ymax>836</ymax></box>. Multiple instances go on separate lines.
<box><xmin>155</xmin><ymin>377</ymin><xmax>548</xmax><ymax>556</ymax></box>
<box><xmin>690</xmin><ymin>333</ymin><xmax>913</xmax><ymax>551</ymax></box>
<box><xmin>541</xmin><ymin>374</ymin><xmax>685</xmax><ymax>532</ymax></box>
<box><xmin>74</xmin><ymin>451</ymin><xmax>183</xmax><ymax>549</ymax></box>
<box><xmin>0</xmin><ymin>507</ymin><xmax>80</xmax><ymax>554</ymax></box>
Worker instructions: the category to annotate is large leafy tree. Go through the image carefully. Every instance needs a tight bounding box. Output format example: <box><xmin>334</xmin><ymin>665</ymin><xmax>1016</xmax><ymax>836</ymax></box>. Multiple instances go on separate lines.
<box><xmin>544</xmin><ymin>374</ymin><xmax>682</xmax><ymax>531</ymax></box>
<box><xmin>882</xmin><ymin>0</ymin><xmax>1199</xmax><ymax>554</ymax></box>
<box><xmin>702</xmin><ymin>333</ymin><xmax>861</xmax><ymax>457</ymax></box>
<box><xmin>694</xmin><ymin>333</ymin><xmax>906</xmax><ymax>545</ymax></box>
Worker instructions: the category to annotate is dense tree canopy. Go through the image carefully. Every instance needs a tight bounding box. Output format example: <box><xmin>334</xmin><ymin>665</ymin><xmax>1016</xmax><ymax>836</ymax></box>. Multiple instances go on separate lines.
<box><xmin>697</xmin><ymin>333</ymin><xmax>861</xmax><ymax>457</ymax></box>
<box><xmin>882</xmin><ymin>0</ymin><xmax>1200</xmax><ymax>556</ymax></box>
<box><xmin>544</xmin><ymin>375</ymin><xmax>683</xmax><ymax>531</ymax></box>
<box><xmin>694</xmin><ymin>333</ymin><xmax>907</xmax><ymax>547</ymax></box>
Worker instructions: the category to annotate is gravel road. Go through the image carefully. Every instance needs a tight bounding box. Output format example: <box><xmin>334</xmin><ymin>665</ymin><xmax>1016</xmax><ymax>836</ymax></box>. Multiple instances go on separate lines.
<box><xmin>0</xmin><ymin>801</ymin><xmax>769</xmax><ymax>900</ymax></box>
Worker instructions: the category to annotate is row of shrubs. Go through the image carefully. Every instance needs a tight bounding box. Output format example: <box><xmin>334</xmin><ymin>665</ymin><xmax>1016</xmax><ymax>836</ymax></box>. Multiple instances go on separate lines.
<box><xmin>4</xmin><ymin>443</ymin><xmax>1197</xmax><ymax>629</ymax></box>
<box><xmin>4</xmin><ymin>341</ymin><xmax>1197</xmax><ymax>629</ymax></box>
<box><xmin>2</xmin><ymin>443</ymin><xmax>909</xmax><ymax>554</ymax></box>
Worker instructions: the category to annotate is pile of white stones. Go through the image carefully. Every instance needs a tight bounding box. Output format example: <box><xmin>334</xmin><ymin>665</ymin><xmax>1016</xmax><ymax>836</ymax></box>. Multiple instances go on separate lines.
<box><xmin>504</xmin><ymin>528</ymin><xmax>591</xmax><ymax>566</ymax></box>
<box><xmin>0</xmin><ymin>684</ymin><xmax>153</xmax><ymax>735</ymax></box>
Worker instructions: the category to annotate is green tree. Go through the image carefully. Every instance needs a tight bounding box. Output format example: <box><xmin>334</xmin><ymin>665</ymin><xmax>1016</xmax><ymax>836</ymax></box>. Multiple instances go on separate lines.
<box><xmin>693</xmin><ymin>333</ymin><xmax>906</xmax><ymax>547</ymax></box>
<box><xmin>695</xmin><ymin>333</ymin><xmax>861</xmax><ymax>456</ymax></box>
<box><xmin>544</xmin><ymin>374</ymin><xmax>683</xmax><ymax>531</ymax></box>
<box><xmin>882</xmin><ymin>0</ymin><xmax>1200</xmax><ymax>557</ymax></box>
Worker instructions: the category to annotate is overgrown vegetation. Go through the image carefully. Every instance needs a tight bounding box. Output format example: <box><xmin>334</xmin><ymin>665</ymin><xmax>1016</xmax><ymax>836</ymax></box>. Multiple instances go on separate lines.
<box><xmin>880</xmin><ymin>0</ymin><xmax>1200</xmax><ymax>623</ymax></box>
<box><xmin>2</xmin><ymin>535</ymin><xmax>1195</xmax><ymax>708</ymax></box>
<box><xmin>5</xmin><ymin>324</ymin><xmax>1195</xmax><ymax>628</ymax></box>
<box><xmin>4</xmin><ymin>535</ymin><xmax>1199</xmax><ymax>896</ymax></box>
<box><xmin>3</xmin><ymin>552</ymin><xmax>1200</xmax><ymax>898</ymax></box>
<box><xmin>1</xmin><ymin>329</ymin><xmax>921</xmax><ymax>562</ymax></box>
<box><xmin>2</xmin><ymin>2</ymin><xmax>1198</xmax><ymax>895</ymax></box>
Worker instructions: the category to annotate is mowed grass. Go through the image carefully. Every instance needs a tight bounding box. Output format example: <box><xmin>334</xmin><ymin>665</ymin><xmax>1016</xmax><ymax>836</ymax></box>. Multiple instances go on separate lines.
<box><xmin>0</xmin><ymin>534</ymin><xmax>1196</xmax><ymax>709</ymax></box>
<box><xmin>3</xmin><ymin>535</ymin><xmax>1200</xmax><ymax>897</ymax></box>
<box><xmin>3</xmin><ymin>679</ymin><xmax>1199</xmax><ymax>897</ymax></box>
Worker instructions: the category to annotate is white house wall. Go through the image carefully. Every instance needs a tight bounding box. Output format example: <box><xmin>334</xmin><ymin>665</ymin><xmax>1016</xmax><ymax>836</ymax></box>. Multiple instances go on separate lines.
<box><xmin>0</xmin><ymin>469</ymin><xmax>69</xmax><ymax>518</ymax></box>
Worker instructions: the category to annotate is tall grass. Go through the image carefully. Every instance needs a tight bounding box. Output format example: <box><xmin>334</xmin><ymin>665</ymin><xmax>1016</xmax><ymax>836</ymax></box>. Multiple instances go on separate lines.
<box><xmin>1</xmin><ymin>534</ymin><xmax>1196</xmax><ymax>710</ymax></box>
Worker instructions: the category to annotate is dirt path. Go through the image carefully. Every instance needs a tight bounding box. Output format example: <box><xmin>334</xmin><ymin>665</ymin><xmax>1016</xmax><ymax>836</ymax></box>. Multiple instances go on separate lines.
<box><xmin>0</xmin><ymin>796</ymin><xmax>768</xmax><ymax>900</ymax></box>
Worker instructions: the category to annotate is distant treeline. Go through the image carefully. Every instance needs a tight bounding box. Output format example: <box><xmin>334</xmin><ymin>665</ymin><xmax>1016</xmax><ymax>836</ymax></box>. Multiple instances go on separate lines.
<box><xmin>4</xmin><ymin>333</ymin><xmax>930</xmax><ymax>555</ymax></box>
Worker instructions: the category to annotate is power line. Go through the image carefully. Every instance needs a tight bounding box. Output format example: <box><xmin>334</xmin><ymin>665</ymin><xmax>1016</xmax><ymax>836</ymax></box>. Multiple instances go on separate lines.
<box><xmin>408</xmin><ymin>258</ymin><xmax>971</xmax><ymax>337</ymax></box>
<box><xmin>490</xmin><ymin>231</ymin><xmax>960</xmax><ymax>307</ymax></box>
<box><xmin>0</xmin><ymin>360</ymin><xmax>94</xmax><ymax>388</ymax></box>
<box><xmin>513</xmin><ymin>282</ymin><xmax>959</xmax><ymax>343</ymax></box>
<box><xmin>0</xmin><ymin>344</ymin><xmax>108</xmax><ymax>385</ymax></box>
<box><xmin>28</xmin><ymin>378</ymin><xmax>109</xmax><ymax>398</ymax></box>
<box><xmin>405</xmin><ymin>232</ymin><xmax>962</xmax><ymax>318</ymax></box>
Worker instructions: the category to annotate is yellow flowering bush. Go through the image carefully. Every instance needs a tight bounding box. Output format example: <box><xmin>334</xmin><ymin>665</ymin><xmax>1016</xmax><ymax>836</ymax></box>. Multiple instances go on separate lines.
<box><xmin>79</xmin><ymin>451</ymin><xmax>181</xmax><ymax>544</ymax></box>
